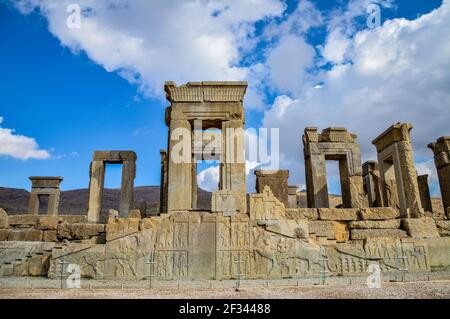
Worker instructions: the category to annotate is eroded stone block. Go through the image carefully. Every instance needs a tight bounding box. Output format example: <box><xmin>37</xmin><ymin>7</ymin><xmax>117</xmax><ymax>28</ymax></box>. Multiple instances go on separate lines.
<box><xmin>285</xmin><ymin>208</ymin><xmax>319</xmax><ymax>220</ymax></box>
<box><xmin>309</xmin><ymin>220</ymin><xmax>349</xmax><ymax>241</ymax></box>
<box><xmin>8</xmin><ymin>229</ymin><xmax>43</xmax><ymax>241</ymax></box>
<box><xmin>318</xmin><ymin>208</ymin><xmax>359</xmax><ymax>221</ymax></box>
<box><xmin>36</xmin><ymin>216</ymin><xmax>60</xmax><ymax>230</ymax></box>
<box><xmin>349</xmin><ymin>219</ymin><xmax>401</xmax><ymax>229</ymax></box>
<box><xmin>402</xmin><ymin>217</ymin><xmax>440</xmax><ymax>238</ymax></box>
<box><xmin>42</xmin><ymin>230</ymin><xmax>58</xmax><ymax>242</ymax></box>
<box><xmin>57</xmin><ymin>222</ymin><xmax>105</xmax><ymax>240</ymax></box>
<box><xmin>0</xmin><ymin>229</ymin><xmax>11</xmax><ymax>241</ymax></box>
<box><xmin>350</xmin><ymin>229</ymin><xmax>407</xmax><ymax>240</ymax></box>
<box><xmin>359</xmin><ymin>207</ymin><xmax>399</xmax><ymax>220</ymax></box>
<box><xmin>8</xmin><ymin>215</ymin><xmax>38</xmax><ymax>227</ymax></box>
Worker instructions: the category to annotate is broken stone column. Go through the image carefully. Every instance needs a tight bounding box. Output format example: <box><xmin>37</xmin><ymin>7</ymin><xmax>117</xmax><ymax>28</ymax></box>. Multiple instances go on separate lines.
<box><xmin>417</xmin><ymin>174</ymin><xmax>433</xmax><ymax>213</ymax></box>
<box><xmin>372</xmin><ymin>123</ymin><xmax>423</xmax><ymax>218</ymax></box>
<box><xmin>303</xmin><ymin>127</ymin><xmax>365</xmax><ymax>208</ymax></box>
<box><xmin>87</xmin><ymin>151</ymin><xmax>137</xmax><ymax>222</ymax></box>
<box><xmin>363</xmin><ymin>161</ymin><xmax>382</xmax><ymax>207</ymax></box>
<box><xmin>428</xmin><ymin>136</ymin><xmax>450</xmax><ymax>217</ymax></box>
<box><xmin>288</xmin><ymin>185</ymin><xmax>298</xmax><ymax>208</ymax></box>
<box><xmin>254</xmin><ymin>170</ymin><xmax>289</xmax><ymax>206</ymax></box>
<box><xmin>27</xmin><ymin>177</ymin><xmax>63</xmax><ymax>216</ymax></box>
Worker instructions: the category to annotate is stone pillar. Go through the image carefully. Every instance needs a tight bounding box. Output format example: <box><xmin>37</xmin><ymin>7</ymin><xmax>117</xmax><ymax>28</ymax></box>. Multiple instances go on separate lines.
<box><xmin>304</xmin><ymin>145</ymin><xmax>329</xmax><ymax>208</ymax></box>
<box><xmin>417</xmin><ymin>174</ymin><xmax>433</xmax><ymax>212</ymax></box>
<box><xmin>372</xmin><ymin>123</ymin><xmax>423</xmax><ymax>218</ymax></box>
<box><xmin>254</xmin><ymin>170</ymin><xmax>289</xmax><ymax>206</ymax></box>
<box><xmin>220</xmin><ymin>120</ymin><xmax>246</xmax><ymax>212</ymax></box>
<box><xmin>159</xmin><ymin>150</ymin><xmax>168</xmax><ymax>214</ymax></box>
<box><xmin>119</xmin><ymin>160</ymin><xmax>136</xmax><ymax>217</ymax></box>
<box><xmin>288</xmin><ymin>185</ymin><xmax>298</xmax><ymax>208</ymax></box>
<box><xmin>167</xmin><ymin>119</ymin><xmax>193</xmax><ymax>212</ymax></box>
<box><xmin>28</xmin><ymin>177</ymin><xmax>63</xmax><ymax>216</ymax></box>
<box><xmin>87</xmin><ymin>161</ymin><xmax>105</xmax><ymax>222</ymax></box>
<box><xmin>363</xmin><ymin>161</ymin><xmax>382</xmax><ymax>207</ymax></box>
<box><xmin>428</xmin><ymin>136</ymin><xmax>450</xmax><ymax>217</ymax></box>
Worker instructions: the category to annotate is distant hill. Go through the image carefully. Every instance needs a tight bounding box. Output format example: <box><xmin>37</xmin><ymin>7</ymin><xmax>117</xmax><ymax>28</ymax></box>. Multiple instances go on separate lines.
<box><xmin>0</xmin><ymin>186</ymin><xmax>444</xmax><ymax>219</ymax></box>
<box><xmin>0</xmin><ymin>186</ymin><xmax>212</xmax><ymax>218</ymax></box>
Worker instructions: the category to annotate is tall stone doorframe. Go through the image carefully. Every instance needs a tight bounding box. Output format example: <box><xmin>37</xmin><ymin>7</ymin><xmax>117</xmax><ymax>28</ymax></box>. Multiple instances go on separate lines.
<box><xmin>27</xmin><ymin>176</ymin><xmax>63</xmax><ymax>216</ymax></box>
<box><xmin>428</xmin><ymin>136</ymin><xmax>450</xmax><ymax>217</ymax></box>
<box><xmin>254</xmin><ymin>169</ymin><xmax>289</xmax><ymax>206</ymax></box>
<box><xmin>362</xmin><ymin>161</ymin><xmax>382</xmax><ymax>207</ymax></box>
<box><xmin>372</xmin><ymin>123</ymin><xmax>423</xmax><ymax>218</ymax></box>
<box><xmin>163</xmin><ymin>81</ymin><xmax>247</xmax><ymax>214</ymax></box>
<box><xmin>87</xmin><ymin>151</ymin><xmax>137</xmax><ymax>222</ymax></box>
<box><xmin>302</xmin><ymin>127</ymin><xmax>366</xmax><ymax>209</ymax></box>
<box><xmin>417</xmin><ymin>174</ymin><xmax>433</xmax><ymax>213</ymax></box>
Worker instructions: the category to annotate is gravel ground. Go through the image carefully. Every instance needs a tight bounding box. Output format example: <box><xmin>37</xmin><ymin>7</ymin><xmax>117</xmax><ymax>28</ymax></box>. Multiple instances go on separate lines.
<box><xmin>1</xmin><ymin>279</ymin><xmax>449</xmax><ymax>299</ymax></box>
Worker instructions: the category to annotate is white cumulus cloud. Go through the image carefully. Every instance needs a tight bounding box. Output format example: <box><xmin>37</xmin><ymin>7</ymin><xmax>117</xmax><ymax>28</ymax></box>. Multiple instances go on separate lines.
<box><xmin>0</xmin><ymin>117</ymin><xmax>50</xmax><ymax>160</ymax></box>
<box><xmin>262</xmin><ymin>0</ymin><xmax>450</xmax><ymax>196</ymax></box>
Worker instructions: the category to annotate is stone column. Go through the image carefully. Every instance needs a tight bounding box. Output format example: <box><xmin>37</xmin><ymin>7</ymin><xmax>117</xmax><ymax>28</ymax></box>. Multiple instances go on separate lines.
<box><xmin>417</xmin><ymin>174</ymin><xmax>433</xmax><ymax>212</ymax></box>
<box><xmin>27</xmin><ymin>193</ymin><xmax>39</xmax><ymax>215</ymax></box>
<box><xmin>220</xmin><ymin>120</ymin><xmax>246</xmax><ymax>213</ymax></box>
<box><xmin>47</xmin><ymin>190</ymin><xmax>60</xmax><ymax>216</ymax></box>
<box><xmin>288</xmin><ymin>185</ymin><xmax>298</xmax><ymax>208</ymax></box>
<box><xmin>304</xmin><ymin>148</ymin><xmax>329</xmax><ymax>208</ymax></box>
<box><xmin>167</xmin><ymin>119</ymin><xmax>193</xmax><ymax>212</ymax></box>
<box><xmin>119</xmin><ymin>160</ymin><xmax>136</xmax><ymax>217</ymax></box>
<box><xmin>363</xmin><ymin>161</ymin><xmax>382</xmax><ymax>207</ymax></box>
<box><xmin>159</xmin><ymin>150</ymin><xmax>168</xmax><ymax>214</ymax></box>
<box><xmin>87</xmin><ymin>161</ymin><xmax>105</xmax><ymax>222</ymax></box>
<box><xmin>428</xmin><ymin>136</ymin><xmax>450</xmax><ymax>217</ymax></box>
<box><xmin>372</xmin><ymin>123</ymin><xmax>423</xmax><ymax>218</ymax></box>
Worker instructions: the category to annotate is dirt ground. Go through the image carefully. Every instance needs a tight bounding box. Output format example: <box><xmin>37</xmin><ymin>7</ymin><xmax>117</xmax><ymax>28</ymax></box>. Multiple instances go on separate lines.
<box><xmin>1</xmin><ymin>279</ymin><xmax>449</xmax><ymax>299</ymax></box>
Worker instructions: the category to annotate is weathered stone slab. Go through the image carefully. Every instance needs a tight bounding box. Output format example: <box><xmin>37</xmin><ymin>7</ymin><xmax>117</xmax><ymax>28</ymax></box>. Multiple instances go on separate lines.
<box><xmin>401</xmin><ymin>217</ymin><xmax>440</xmax><ymax>238</ymax></box>
<box><xmin>0</xmin><ymin>229</ymin><xmax>11</xmax><ymax>241</ymax></box>
<box><xmin>350</xmin><ymin>229</ymin><xmax>408</xmax><ymax>240</ymax></box>
<box><xmin>57</xmin><ymin>222</ymin><xmax>105</xmax><ymax>240</ymax></box>
<box><xmin>318</xmin><ymin>208</ymin><xmax>359</xmax><ymax>221</ymax></box>
<box><xmin>42</xmin><ymin>230</ymin><xmax>58</xmax><ymax>242</ymax></box>
<box><xmin>60</xmin><ymin>215</ymin><xmax>88</xmax><ymax>223</ymax></box>
<box><xmin>8</xmin><ymin>229</ymin><xmax>43</xmax><ymax>241</ymax></box>
<box><xmin>435</xmin><ymin>220</ymin><xmax>450</xmax><ymax>237</ymax></box>
<box><xmin>359</xmin><ymin>207</ymin><xmax>399</xmax><ymax>220</ymax></box>
<box><xmin>105</xmin><ymin>218</ymin><xmax>140</xmax><ymax>241</ymax></box>
<box><xmin>36</xmin><ymin>216</ymin><xmax>60</xmax><ymax>230</ymax></box>
<box><xmin>249</xmin><ymin>186</ymin><xmax>285</xmax><ymax>220</ymax></box>
<box><xmin>0</xmin><ymin>208</ymin><xmax>9</xmax><ymax>229</ymax></box>
<box><xmin>265</xmin><ymin>219</ymin><xmax>309</xmax><ymax>239</ymax></box>
<box><xmin>309</xmin><ymin>220</ymin><xmax>349</xmax><ymax>241</ymax></box>
<box><xmin>8</xmin><ymin>215</ymin><xmax>39</xmax><ymax>226</ymax></box>
<box><xmin>285</xmin><ymin>208</ymin><xmax>319</xmax><ymax>221</ymax></box>
<box><xmin>349</xmin><ymin>219</ymin><xmax>401</xmax><ymax>229</ymax></box>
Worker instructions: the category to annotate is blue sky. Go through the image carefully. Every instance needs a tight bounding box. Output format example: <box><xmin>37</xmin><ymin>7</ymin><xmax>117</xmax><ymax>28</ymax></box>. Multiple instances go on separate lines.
<box><xmin>0</xmin><ymin>0</ymin><xmax>448</xmax><ymax>197</ymax></box>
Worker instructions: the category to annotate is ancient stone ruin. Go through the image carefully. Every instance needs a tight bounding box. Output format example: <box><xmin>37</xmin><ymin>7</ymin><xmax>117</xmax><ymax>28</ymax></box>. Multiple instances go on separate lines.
<box><xmin>0</xmin><ymin>81</ymin><xmax>449</xmax><ymax>282</ymax></box>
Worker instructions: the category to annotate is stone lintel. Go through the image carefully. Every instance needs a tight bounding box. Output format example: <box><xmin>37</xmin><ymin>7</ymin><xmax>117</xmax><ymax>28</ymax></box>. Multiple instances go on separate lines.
<box><xmin>254</xmin><ymin>169</ymin><xmax>289</xmax><ymax>178</ymax></box>
<box><xmin>288</xmin><ymin>185</ymin><xmax>298</xmax><ymax>195</ymax></box>
<box><xmin>372</xmin><ymin>122</ymin><xmax>413</xmax><ymax>152</ymax></box>
<box><xmin>164</xmin><ymin>81</ymin><xmax>248</xmax><ymax>103</ymax></box>
<box><xmin>93</xmin><ymin>151</ymin><xmax>137</xmax><ymax>162</ymax></box>
<box><xmin>303</xmin><ymin>127</ymin><xmax>357</xmax><ymax>144</ymax></box>
<box><xmin>29</xmin><ymin>177</ymin><xmax>63</xmax><ymax>189</ymax></box>
<box><xmin>362</xmin><ymin>161</ymin><xmax>379</xmax><ymax>176</ymax></box>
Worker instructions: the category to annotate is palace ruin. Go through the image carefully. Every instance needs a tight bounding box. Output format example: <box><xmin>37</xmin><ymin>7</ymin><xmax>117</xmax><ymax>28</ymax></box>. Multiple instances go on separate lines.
<box><xmin>0</xmin><ymin>81</ymin><xmax>449</xmax><ymax>282</ymax></box>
